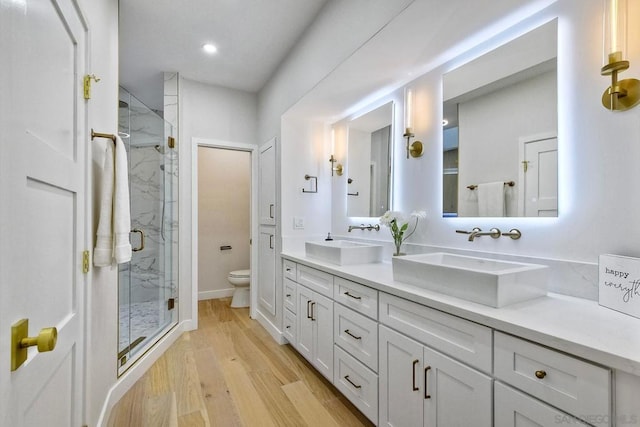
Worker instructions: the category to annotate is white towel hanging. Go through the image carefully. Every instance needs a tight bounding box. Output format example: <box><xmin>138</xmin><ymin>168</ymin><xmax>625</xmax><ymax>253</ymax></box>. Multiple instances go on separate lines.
<box><xmin>477</xmin><ymin>182</ymin><xmax>505</xmax><ymax>217</ymax></box>
<box><xmin>93</xmin><ymin>136</ymin><xmax>132</xmax><ymax>266</ymax></box>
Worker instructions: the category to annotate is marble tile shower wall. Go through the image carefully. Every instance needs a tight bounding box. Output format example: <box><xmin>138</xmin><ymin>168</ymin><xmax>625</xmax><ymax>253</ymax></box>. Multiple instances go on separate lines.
<box><xmin>118</xmin><ymin>100</ymin><xmax>177</xmax><ymax>305</ymax></box>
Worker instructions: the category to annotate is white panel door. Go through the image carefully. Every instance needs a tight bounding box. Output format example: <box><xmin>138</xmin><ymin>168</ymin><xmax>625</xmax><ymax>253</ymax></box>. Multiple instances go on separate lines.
<box><xmin>423</xmin><ymin>345</ymin><xmax>492</xmax><ymax>427</ymax></box>
<box><xmin>296</xmin><ymin>285</ymin><xmax>314</xmax><ymax>361</ymax></box>
<box><xmin>0</xmin><ymin>0</ymin><xmax>87</xmax><ymax>425</ymax></box>
<box><xmin>311</xmin><ymin>292</ymin><xmax>333</xmax><ymax>380</ymax></box>
<box><xmin>259</xmin><ymin>139</ymin><xmax>276</xmax><ymax>225</ymax></box>
<box><xmin>520</xmin><ymin>136</ymin><xmax>558</xmax><ymax>217</ymax></box>
<box><xmin>258</xmin><ymin>227</ymin><xmax>276</xmax><ymax>315</ymax></box>
<box><xmin>379</xmin><ymin>326</ymin><xmax>423</xmax><ymax>427</ymax></box>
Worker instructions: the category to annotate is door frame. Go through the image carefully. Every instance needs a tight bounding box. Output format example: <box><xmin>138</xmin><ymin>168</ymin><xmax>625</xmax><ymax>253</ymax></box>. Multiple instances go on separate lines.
<box><xmin>191</xmin><ymin>138</ymin><xmax>258</xmax><ymax>320</ymax></box>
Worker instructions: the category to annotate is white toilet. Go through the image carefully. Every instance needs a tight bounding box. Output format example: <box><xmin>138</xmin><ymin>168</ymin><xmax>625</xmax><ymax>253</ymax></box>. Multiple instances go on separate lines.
<box><xmin>228</xmin><ymin>269</ymin><xmax>250</xmax><ymax>308</ymax></box>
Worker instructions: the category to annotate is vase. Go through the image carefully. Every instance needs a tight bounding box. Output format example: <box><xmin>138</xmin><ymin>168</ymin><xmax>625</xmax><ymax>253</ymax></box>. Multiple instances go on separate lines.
<box><xmin>393</xmin><ymin>241</ymin><xmax>404</xmax><ymax>256</ymax></box>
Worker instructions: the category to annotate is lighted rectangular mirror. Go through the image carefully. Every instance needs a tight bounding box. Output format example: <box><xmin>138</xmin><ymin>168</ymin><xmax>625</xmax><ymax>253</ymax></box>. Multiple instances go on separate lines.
<box><xmin>347</xmin><ymin>101</ymin><xmax>394</xmax><ymax>218</ymax></box>
<box><xmin>443</xmin><ymin>19</ymin><xmax>558</xmax><ymax>218</ymax></box>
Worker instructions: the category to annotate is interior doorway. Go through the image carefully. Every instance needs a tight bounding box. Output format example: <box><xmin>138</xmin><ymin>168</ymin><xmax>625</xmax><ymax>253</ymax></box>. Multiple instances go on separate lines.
<box><xmin>197</xmin><ymin>145</ymin><xmax>252</xmax><ymax>304</ymax></box>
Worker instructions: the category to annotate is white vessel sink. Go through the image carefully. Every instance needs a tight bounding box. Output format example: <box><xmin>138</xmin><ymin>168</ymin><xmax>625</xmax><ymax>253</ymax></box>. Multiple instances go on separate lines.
<box><xmin>392</xmin><ymin>252</ymin><xmax>548</xmax><ymax>307</ymax></box>
<box><xmin>305</xmin><ymin>240</ymin><xmax>383</xmax><ymax>265</ymax></box>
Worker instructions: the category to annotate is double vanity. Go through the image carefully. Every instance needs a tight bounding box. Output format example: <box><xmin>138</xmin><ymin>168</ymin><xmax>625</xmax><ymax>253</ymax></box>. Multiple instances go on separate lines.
<box><xmin>281</xmin><ymin>240</ymin><xmax>640</xmax><ymax>426</ymax></box>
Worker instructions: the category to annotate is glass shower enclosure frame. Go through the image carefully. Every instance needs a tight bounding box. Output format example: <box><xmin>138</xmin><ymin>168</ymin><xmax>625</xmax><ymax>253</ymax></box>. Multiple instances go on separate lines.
<box><xmin>117</xmin><ymin>87</ymin><xmax>179</xmax><ymax>375</ymax></box>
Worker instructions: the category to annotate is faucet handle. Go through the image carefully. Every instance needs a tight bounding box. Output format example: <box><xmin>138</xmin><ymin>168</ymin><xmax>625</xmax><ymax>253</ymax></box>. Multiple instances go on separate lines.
<box><xmin>501</xmin><ymin>228</ymin><xmax>521</xmax><ymax>240</ymax></box>
<box><xmin>488</xmin><ymin>228</ymin><xmax>501</xmax><ymax>238</ymax></box>
<box><xmin>455</xmin><ymin>227</ymin><xmax>481</xmax><ymax>235</ymax></box>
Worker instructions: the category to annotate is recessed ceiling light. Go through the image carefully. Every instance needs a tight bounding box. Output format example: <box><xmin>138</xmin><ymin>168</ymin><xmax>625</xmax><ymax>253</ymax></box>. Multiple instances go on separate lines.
<box><xmin>202</xmin><ymin>43</ymin><xmax>217</xmax><ymax>54</ymax></box>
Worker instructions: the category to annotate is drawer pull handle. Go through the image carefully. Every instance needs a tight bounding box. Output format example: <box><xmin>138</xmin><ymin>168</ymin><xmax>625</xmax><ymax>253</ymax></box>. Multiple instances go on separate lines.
<box><xmin>535</xmin><ymin>370</ymin><xmax>547</xmax><ymax>379</ymax></box>
<box><xmin>412</xmin><ymin>359</ymin><xmax>419</xmax><ymax>391</ymax></box>
<box><xmin>344</xmin><ymin>291</ymin><xmax>362</xmax><ymax>300</ymax></box>
<box><xmin>286</xmin><ymin>267</ymin><xmax>292</xmax><ymax>272</ymax></box>
<box><xmin>344</xmin><ymin>329</ymin><xmax>362</xmax><ymax>340</ymax></box>
<box><xmin>424</xmin><ymin>366</ymin><xmax>432</xmax><ymax>399</ymax></box>
<box><xmin>286</xmin><ymin>294</ymin><xmax>291</xmax><ymax>297</ymax></box>
<box><xmin>307</xmin><ymin>301</ymin><xmax>312</xmax><ymax>319</ymax></box>
<box><xmin>344</xmin><ymin>375</ymin><xmax>362</xmax><ymax>389</ymax></box>
<box><xmin>286</xmin><ymin>325</ymin><xmax>291</xmax><ymax>329</ymax></box>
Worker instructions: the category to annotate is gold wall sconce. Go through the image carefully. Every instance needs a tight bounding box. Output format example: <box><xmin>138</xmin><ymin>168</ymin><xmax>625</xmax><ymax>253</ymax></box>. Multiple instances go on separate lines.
<box><xmin>601</xmin><ymin>0</ymin><xmax>640</xmax><ymax>111</ymax></box>
<box><xmin>329</xmin><ymin>154</ymin><xmax>343</xmax><ymax>176</ymax></box>
<box><xmin>404</xmin><ymin>88</ymin><xmax>424</xmax><ymax>158</ymax></box>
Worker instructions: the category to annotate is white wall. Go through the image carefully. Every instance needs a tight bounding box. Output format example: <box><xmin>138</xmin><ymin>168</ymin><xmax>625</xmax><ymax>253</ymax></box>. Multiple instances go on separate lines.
<box><xmin>84</xmin><ymin>0</ymin><xmax>120</xmax><ymax>425</ymax></box>
<box><xmin>179</xmin><ymin>78</ymin><xmax>258</xmax><ymax>327</ymax></box>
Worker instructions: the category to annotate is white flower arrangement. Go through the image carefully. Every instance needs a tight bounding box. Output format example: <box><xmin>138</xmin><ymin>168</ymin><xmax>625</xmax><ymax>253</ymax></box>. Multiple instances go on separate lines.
<box><xmin>379</xmin><ymin>210</ymin><xmax>427</xmax><ymax>256</ymax></box>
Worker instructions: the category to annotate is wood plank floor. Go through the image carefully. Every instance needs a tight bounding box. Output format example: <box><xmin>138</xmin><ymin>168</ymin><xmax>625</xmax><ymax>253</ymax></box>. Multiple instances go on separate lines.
<box><xmin>107</xmin><ymin>298</ymin><xmax>374</xmax><ymax>427</ymax></box>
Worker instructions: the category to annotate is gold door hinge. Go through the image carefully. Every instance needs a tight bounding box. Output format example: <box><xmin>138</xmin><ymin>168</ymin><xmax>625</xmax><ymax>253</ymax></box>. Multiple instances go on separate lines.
<box><xmin>83</xmin><ymin>74</ymin><xmax>100</xmax><ymax>100</ymax></box>
<box><xmin>82</xmin><ymin>250</ymin><xmax>90</xmax><ymax>273</ymax></box>
<box><xmin>168</xmin><ymin>136</ymin><xmax>176</xmax><ymax>149</ymax></box>
<box><xmin>522</xmin><ymin>160</ymin><xmax>529</xmax><ymax>173</ymax></box>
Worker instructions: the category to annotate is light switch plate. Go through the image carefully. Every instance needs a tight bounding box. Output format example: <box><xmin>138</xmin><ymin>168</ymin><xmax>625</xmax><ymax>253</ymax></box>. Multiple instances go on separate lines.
<box><xmin>293</xmin><ymin>216</ymin><xmax>305</xmax><ymax>229</ymax></box>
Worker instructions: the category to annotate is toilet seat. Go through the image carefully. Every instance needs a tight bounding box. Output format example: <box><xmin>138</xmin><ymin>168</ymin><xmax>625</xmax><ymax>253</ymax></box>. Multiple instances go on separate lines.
<box><xmin>228</xmin><ymin>269</ymin><xmax>250</xmax><ymax>279</ymax></box>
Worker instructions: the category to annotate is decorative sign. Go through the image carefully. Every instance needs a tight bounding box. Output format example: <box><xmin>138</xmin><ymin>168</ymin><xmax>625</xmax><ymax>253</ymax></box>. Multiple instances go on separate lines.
<box><xmin>599</xmin><ymin>254</ymin><xmax>640</xmax><ymax>319</ymax></box>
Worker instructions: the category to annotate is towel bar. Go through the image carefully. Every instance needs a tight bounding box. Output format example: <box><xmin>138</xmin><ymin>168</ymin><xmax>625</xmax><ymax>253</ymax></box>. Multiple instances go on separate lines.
<box><xmin>91</xmin><ymin>128</ymin><xmax>116</xmax><ymax>142</ymax></box>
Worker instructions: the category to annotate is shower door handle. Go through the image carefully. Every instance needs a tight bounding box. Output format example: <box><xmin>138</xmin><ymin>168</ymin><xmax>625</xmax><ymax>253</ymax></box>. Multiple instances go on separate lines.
<box><xmin>131</xmin><ymin>229</ymin><xmax>145</xmax><ymax>252</ymax></box>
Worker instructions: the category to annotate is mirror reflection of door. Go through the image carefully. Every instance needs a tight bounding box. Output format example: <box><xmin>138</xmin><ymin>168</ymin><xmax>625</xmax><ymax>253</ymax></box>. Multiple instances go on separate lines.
<box><xmin>346</xmin><ymin>101</ymin><xmax>393</xmax><ymax>218</ymax></box>
<box><xmin>520</xmin><ymin>135</ymin><xmax>558</xmax><ymax>217</ymax></box>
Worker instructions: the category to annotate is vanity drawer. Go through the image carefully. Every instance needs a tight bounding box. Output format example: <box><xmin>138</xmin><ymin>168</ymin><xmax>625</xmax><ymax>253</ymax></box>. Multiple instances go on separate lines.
<box><xmin>296</xmin><ymin>265</ymin><xmax>333</xmax><ymax>298</ymax></box>
<box><xmin>334</xmin><ymin>303</ymin><xmax>378</xmax><ymax>371</ymax></box>
<box><xmin>334</xmin><ymin>345</ymin><xmax>378</xmax><ymax>424</ymax></box>
<box><xmin>494</xmin><ymin>332</ymin><xmax>611</xmax><ymax>426</ymax></box>
<box><xmin>379</xmin><ymin>292</ymin><xmax>492</xmax><ymax>373</ymax></box>
<box><xmin>334</xmin><ymin>276</ymin><xmax>378</xmax><ymax>319</ymax></box>
<box><xmin>494</xmin><ymin>382</ymin><xmax>590</xmax><ymax>427</ymax></box>
<box><xmin>284</xmin><ymin>278</ymin><xmax>296</xmax><ymax>313</ymax></box>
<box><xmin>283</xmin><ymin>259</ymin><xmax>297</xmax><ymax>281</ymax></box>
<box><xmin>283</xmin><ymin>309</ymin><xmax>296</xmax><ymax>345</ymax></box>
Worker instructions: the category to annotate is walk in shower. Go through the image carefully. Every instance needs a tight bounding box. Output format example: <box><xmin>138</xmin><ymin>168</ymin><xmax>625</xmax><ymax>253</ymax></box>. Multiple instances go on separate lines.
<box><xmin>117</xmin><ymin>87</ymin><xmax>179</xmax><ymax>374</ymax></box>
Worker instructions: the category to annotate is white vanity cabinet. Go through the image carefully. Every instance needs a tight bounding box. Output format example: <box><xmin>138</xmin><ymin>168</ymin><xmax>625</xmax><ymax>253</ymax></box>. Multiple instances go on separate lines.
<box><xmin>377</xmin><ymin>287</ymin><xmax>492</xmax><ymax>427</ymax></box>
<box><xmin>494</xmin><ymin>331</ymin><xmax>612</xmax><ymax>427</ymax></box>
<box><xmin>296</xmin><ymin>283</ymin><xmax>334</xmax><ymax>381</ymax></box>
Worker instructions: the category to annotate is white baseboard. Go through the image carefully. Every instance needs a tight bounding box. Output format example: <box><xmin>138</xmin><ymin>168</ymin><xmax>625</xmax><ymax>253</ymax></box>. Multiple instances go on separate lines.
<box><xmin>198</xmin><ymin>288</ymin><xmax>234</xmax><ymax>300</ymax></box>
<box><xmin>255</xmin><ymin>310</ymin><xmax>286</xmax><ymax>345</ymax></box>
<box><xmin>96</xmin><ymin>321</ymin><xmax>185</xmax><ymax>427</ymax></box>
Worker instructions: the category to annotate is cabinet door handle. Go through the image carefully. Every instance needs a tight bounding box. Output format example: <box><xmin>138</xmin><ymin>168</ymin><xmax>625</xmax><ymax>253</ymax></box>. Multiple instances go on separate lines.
<box><xmin>412</xmin><ymin>359</ymin><xmax>419</xmax><ymax>391</ymax></box>
<box><xmin>344</xmin><ymin>329</ymin><xmax>362</xmax><ymax>340</ymax></box>
<box><xmin>286</xmin><ymin>267</ymin><xmax>292</xmax><ymax>272</ymax></box>
<box><xmin>344</xmin><ymin>291</ymin><xmax>361</xmax><ymax>300</ymax></box>
<box><xmin>424</xmin><ymin>366</ymin><xmax>432</xmax><ymax>399</ymax></box>
<box><xmin>286</xmin><ymin>294</ymin><xmax>291</xmax><ymax>297</ymax></box>
<box><xmin>311</xmin><ymin>302</ymin><xmax>316</xmax><ymax>321</ymax></box>
<box><xmin>344</xmin><ymin>375</ymin><xmax>362</xmax><ymax>389</ymax></box>
<box><xmin>307</xmin><ymin>300</ymin><xmax>312</xmax><ymax>319</ymax></box>
<box><xmin>269</xmin><ymin>234</ymin><xmax>274</xmax><ymax>249</ymax></box>
<box><xmin>269</xmin><ymin>204</ymin><xmax>274</xmax><ymax>219</ymax></box>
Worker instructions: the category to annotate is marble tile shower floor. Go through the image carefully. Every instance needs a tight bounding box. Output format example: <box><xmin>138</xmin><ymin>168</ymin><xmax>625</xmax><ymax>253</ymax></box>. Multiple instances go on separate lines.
<box><xmin>119</xmin><ymin>300</ymin><xmax>162</xmax><ymax>353</ymax></box>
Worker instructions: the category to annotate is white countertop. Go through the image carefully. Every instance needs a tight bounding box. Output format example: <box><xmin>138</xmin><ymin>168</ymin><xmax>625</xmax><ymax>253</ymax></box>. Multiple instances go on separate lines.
<box><xmin>282</xmin><ymin>251</ymin><xmax>640</xmax><ymax>376</ymax></box>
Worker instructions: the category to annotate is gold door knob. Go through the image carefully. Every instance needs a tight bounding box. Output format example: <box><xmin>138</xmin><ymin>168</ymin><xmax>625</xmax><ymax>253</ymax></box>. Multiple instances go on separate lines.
<box><xmin>11</xmin><ymin>319</ymin><xmax>58</xmax><ymax>371</ymax></box>
<box><xmin>21</xmin><ymin>327</ymin><xmax>57</xmax><ymax>352</ymax></box>
<box><xmin>535</xmin><ymin>370</ymin><xmax>547</xmax><ymax>379</ymax></box>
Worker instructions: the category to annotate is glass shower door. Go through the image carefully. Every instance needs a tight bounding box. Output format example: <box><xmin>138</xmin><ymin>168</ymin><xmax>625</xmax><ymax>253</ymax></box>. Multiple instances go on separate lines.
<box><xmin>117</xmin><ymin>88</ymin><xmax>179</xmax><ymax>374</ymax></box>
